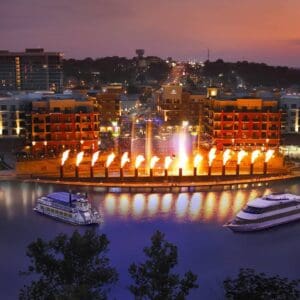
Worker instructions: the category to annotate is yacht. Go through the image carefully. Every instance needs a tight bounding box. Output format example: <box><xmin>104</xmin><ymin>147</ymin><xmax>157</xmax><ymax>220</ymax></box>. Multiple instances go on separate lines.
<box><xmin>225</xmin><ymin>193</ymin><xmax>300</xmax><ymax>232</ymax></box>
<box><xmin>34</xmin><ymin>192</ymin><xmax>102</xmax><ymax>225</ymax></box>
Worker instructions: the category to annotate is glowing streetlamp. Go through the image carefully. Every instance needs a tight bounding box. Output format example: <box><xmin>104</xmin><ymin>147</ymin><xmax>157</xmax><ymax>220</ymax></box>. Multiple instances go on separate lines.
<box><xmin>208</xmin><ymin>148</ymin><xmax>216</xmax><ymax>176</ymax></box>
<box><xmin>60</xmin><ymin>149</ymin><xmax>70</xmax><ymax>178</ymax></box>
<box><xmin>105</xmin><ymin>152</ymin><xmax>115</xmax><ymax>178</ymax></box>
<box><xmin>222</xmin><ymin>149</ymin><xmax>231</xmax><ymax>176</ymax></box>
<box><xmin>236</xmin><ymin>150</ymin><xmax>247</xmax><ymax>175</ymax></box>
<box><xmin>250</xmin><ymin>150</ymin><xmax>260</xmax><ymax>175</ymax></box>
<box><xmin>75</xmin><ymin>151</ymin><xmax>84</xmax><ymax>178</ymax></box>
<box><xmin>193</xmin><ymin>154</ymin><xmax>203</xmax><ymax>176</ymax></box>
<box><xmin>120</xmin><ymin>152</ymin><xmax>130</xmax><ymax>178</ymax></box>
<box><xmin>264</xmin><ymin>149</ymin><xmax>274</xmax><ymax>174</ymax></box>
<box><xmin>135</xmin><ymin>155</ymin><xmax>145</xmax><ymax>178</ymax></box>
<box><xmin>164</xmin><ymin>156</ymin><xmax>173</xmax><ymax>178</ymax></box>
<box><xmin>90</xmin><ymin>150</ymin><xmax>100</xmax><ymax>178</ymax></box>
<box><xmin>150</xmin><ymin>156</ymin><xmax>159</xmax><ymax>178</ymax></box>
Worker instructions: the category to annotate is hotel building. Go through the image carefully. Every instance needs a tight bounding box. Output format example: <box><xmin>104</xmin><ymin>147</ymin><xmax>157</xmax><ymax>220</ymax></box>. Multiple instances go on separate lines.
<box><xmin>0</xmin><ymin>48</ymin><xmax>63</xmax><ymax>92</ymax></box>
<box><xmin>31</xmin><ymin>99</ymin><xmax>99</xmax><ymax>154</ymax></box>
<box><xmin>204</xmin><ymin>98</ymin><xmax>281</xmax><ymax>150</ymax></box>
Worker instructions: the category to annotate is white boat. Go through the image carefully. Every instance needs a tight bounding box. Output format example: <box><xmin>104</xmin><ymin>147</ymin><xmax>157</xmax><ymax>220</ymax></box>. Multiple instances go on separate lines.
<box><xmin>34</xmin><ymin>192</ymin><xmax>102</xmax><ymax>225</ymax></box>
<box><xmin>225</xmin><ymin>193</ymin><xmax>300</xmax><ymax>232</ymax></box>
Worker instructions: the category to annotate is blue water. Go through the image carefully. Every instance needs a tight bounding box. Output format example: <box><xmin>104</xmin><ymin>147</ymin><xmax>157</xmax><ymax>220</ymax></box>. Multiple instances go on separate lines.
<box><xmin>0</xmin><ymin>180</ymin><xmax>300</xmax><ymax>299</ymax></box>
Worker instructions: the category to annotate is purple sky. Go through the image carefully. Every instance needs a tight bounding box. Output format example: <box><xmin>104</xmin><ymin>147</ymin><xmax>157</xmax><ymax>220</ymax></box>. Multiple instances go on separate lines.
<box><xmin>1</xmin><ymin>0</ymin><xmax>300</xmax><ymax>67</ymax></box>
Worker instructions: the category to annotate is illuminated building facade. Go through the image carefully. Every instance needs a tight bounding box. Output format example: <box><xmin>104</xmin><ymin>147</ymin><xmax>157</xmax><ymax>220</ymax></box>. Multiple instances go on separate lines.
<box><xmin>0</xmin><ymin>97</ymin><xmax>31</xmax><ymax>138</ymax></box>
<box><xmin>204</xmin><ymin>98</ymin><xmax>281</xmax><ymax>150</ymax></box>
<box><xmin>31</xmin><ymin>99</ymin><xmax>99</xmax><ymax>154</ymax></box>
<box><xmin>0</xmin><ymin>49</ymin><xmax>63</xmax><ymax>92</ymax></box>
<box><xmin>280</xmin><ymin>95</ymin><xmax>300</xmax><ymax>133</ymax></box>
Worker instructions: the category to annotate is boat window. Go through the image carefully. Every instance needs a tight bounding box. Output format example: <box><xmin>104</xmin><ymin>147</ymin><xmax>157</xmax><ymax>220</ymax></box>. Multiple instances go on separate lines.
<box><xmin>243</xmin><ymin>206</ymin><xmax>265</xmax><ymax>214</ymax></box>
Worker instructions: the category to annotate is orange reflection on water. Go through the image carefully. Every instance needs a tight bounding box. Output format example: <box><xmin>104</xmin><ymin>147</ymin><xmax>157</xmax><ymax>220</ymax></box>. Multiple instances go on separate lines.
<box><xmin>188</xmin><ymin>193</ymin><xmax>203</xmax><ymax>220</ymax></box>
<box><xmin>217</xmin><ymin>191</ymin><xmax>232</xmax><ymax>222</ymax></box>
<box><xmin>104</xmin><ymin>193</ymin><xmax>117</xmax><ymax>215</ymax></box>
<box><xmin>147</xmin><ymin>194</ymin><xmax>160</xmax><ymax>216</ymax></box>
<box><xmin>175</xmin><ymin>193</ymin><xmax>189</xmax><ymax>219</ymax></box>
<box><xmin>161</xmin><ymin>194</ymin><xmax>173</xmax><ymax>213</ymax></box>
<box><xmin>232</xmin><ymin>190</ymin><xmax>247</xmax><ymax>217</ymax></box>
<box><xmin>202</xmin><ymin>192</ymin><xmax>217</xmax><ymax>221</ymax></box>
<box><xmin>119</xmin><ymin>194</ymin><xmax>130</xmax><ymax>217</ymax></box>
<box><xmin>132</xmin><ymin>194</ymin><xmax>146</xmax><ymax>219</ymax></box>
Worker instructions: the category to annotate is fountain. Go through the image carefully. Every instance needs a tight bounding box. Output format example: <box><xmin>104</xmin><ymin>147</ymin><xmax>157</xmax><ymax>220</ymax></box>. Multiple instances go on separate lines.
<box><xmin>264</xmin><ymin>149</ymin><xmax>274</xmax><ymax>174</ymax></box>
<box><xmin>250</xmin><ymin>150</ymin><xmax>260</xmax><ymax>175</ymax></box>
<box><xmin>149</xmin><ymin>156</ymin><xmax>159</xmax><ymax>178</ymax></box>
<box><xmin>208</xmin><ymin>148</ymin><xmax>216</xmax><ymax>176</ymax></box>
<box><xmin>75</xmin><ymin>151</ymin><xmax>84</xmax><ymax>178</ymax></box>
<box><xmin>135</xmin><ymin>155</ymin><xmax>145</xmax><ymax>177</ymax></box>
<box><xmin>90</xmin><ymin>150</ymin><xmax>100</xmax><ymax>178</ymax></box>
<box><xmin>236</xmin><ymin>150</ymin><xmax>247</xmax><ymax>175</ymax></box>
<box><xmin>60</xmin><ymin>149</ymin><xmax>70</xmax><ymax>178</ymax></box>
<box><xmin>120</xmin><ymin>152</ymin><xmax>130</xmax><ymax>178</ymax></box>
<box><xmin>193</xmin><ymin>154</ymin><xmax>203</xmax><ymax>176</ymax></box>
<box><xmin>105</xmin><ymin>152</ymin><xmax>115</xmax><ymax>178</ymax></box>
<box><xmin>222</xmin><ymin>149</ymin><xmax>231</xmax><ymax>176</ymax></box>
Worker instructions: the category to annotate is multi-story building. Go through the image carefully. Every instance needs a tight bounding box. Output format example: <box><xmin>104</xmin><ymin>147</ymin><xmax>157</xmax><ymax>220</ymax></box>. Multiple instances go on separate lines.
<box><xmin>280</xmin><ymin>94</ymin><xmax>300</xmax><ymax>134</ymax></box>
<box><xmin>0</xmin><ymin>96</ymin><xmax>31</xmax><ymax>138</ymax></box>
<box><xmin>31</xmin><ymin>99</ymin><xmax>99</xmax><ymax>154</ymax></box>
<box><xmin>0</xmin><ymin>48</ymin><xmax>63</xmax><ymax>92</ymax></box>
<box><xmin>204</xmin><ymin>98</ymin><xmax>281</xmax><ymax>150</ymax></box>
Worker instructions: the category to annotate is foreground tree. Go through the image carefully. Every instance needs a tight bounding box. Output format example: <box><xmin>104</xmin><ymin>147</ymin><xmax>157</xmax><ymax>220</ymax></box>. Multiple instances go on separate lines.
<box><xmin>224</xmin><ymin>268</ymin><xmax>300</xmax><ymax>300</ymax></box>
<box><xmin>19</xmin><ymin>230</ymin><xmax>118</xmax><ymax>300</ymax></box>
<box><xmin>129</xmin><ymin>230</ymin><xmax>198</xmax><ymax>299</ymax></box>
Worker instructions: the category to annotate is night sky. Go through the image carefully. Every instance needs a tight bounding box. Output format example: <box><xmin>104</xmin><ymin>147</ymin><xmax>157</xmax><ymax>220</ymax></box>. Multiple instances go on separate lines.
<box><xmin>1</xmin><ymin>0</ymin><xmax>300</xmax><ymax>67</ymax></box>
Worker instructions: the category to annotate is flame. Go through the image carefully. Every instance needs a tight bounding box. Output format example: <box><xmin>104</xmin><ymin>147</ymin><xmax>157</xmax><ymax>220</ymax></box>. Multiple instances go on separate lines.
<box><xmin>150</xmin><ymin>156</ymin><xmax>159</xmax><ymax>169</ymax></box>
<box><xmin>208</xmin><ymin>148</ymin><xmax>217</xmax><ymax>167</ymax></box>
<box><xmin>251</xmin><ymin>150</ymin><xmax>260</xmax><ymax>164</ymax></box>
<box><xmin>135</xmin><ymin>155</ymin><xmax>145</xmax><ymax>169</ymax></box>
<box><xmin>106</xmin><ymin>152</ymin><xmax>115</xmax><ymax>168</ymax></box>
<box><xmin>222</xmin><ymin>149</ymin><xmax>231</xmax><ymax>166</ymax></box>
<box><xmin>61</xmin><ymin>149</ymin><xmax>70</xmax><ymax>166</ymax></box>
<box><xmin>178</xmin><ymin>153</ymin><xmax>187</xmax><ymax>169</ymax></box>
<box><xmin>193</xmin><ymin>154</ymin><xmax>203</xmax><ymax>168</ymax></box>
<box><xmin>76</xmin><ymin>151</ymin><xmax>84</xmax><ymax>167</ymax></box>
<box><xmin>265</xmin><ymin>149</ymin><xmax>274</xmax><ymax>163</ymax></box>
<box><xmin>237</xmin><ymin>150</ymin><xmax>247</xmax><ymax>165</ymax></box>
<box><xmin>121</xmin><ymin>152</ymin><xmax>130</xmax><ymax>168</ymax></box>
<box><xmin>164</xmin><ymin>156</ymin><xmax>173</xmax><ymax>170</ymax></box>
<box><xmin>91</xmin><ymin>151</ymin><xmax>100</xmax><ymax>167</ymax></box>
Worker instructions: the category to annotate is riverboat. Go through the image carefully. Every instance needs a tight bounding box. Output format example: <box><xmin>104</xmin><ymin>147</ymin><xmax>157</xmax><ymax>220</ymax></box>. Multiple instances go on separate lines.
<box><xmin>34</xmin><ymin>192</ymin><xmax>102</xmax><ymax>225</ymax></box>
<box><xmin>225</xmin><ymin>193</ymin><xmax>300</xmax><ymax>232</ymax></box>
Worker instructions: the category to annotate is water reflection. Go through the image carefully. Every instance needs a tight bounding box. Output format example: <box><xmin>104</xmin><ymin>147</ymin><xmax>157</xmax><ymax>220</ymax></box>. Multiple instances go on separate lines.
<box><xmin>1</xmin><ymin>181</ymin><xmax>300</xmax><ymax>224</ymax></box>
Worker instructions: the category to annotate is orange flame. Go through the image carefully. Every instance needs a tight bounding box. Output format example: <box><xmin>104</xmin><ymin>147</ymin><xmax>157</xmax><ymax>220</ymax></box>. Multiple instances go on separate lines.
<box><xmin>121</xmin><ymin>152</ymin><xmax>130</xmax><ymax>168</ymax></box>
<box><xmin>193</xmin><ymin>154</ymin><xmax>203</xmax><ymax>168</ymax></box>
<box><xmin>178</xmin><ymin>153</ymin><xmax>187</xmax><ymax>169</ymax></box>
<box><xmin>106</xmin><ymin>152</ymin><xmax>115</xmax><ymax>168</ymax></box>
<box><xmin>265</xmin><ymin>149</ymin><xmax>274</xmax><ymax>163</ymax></box>
<box><xmin>164</xmin><ymin>156</ymin><xmax>173</xmax><ymax>170</ymax></box>
<box><xmin>251</xmin><ymin>150</ymin><xmax>260</xmax><ymax>164</ymax></box>
<box><xmin>208</xmin><ymin>148</ymin><xmax>217</xmax><ymax>167</ymax></box>
<box><xmin>91</xmin><ymin>151</ymin><xmax>100</xmax><ymax>167</ymax></box>
<box><xmin>61</xmin><ymin>149</ymin><xmax>70</xmax><ymax>166</ymax></box>
<box><xmin>135</xmin><ymin>155</ymin><xmax>145</xmax><ymax>169</ymax></box>
<box><xmin>237</xmin><ymin>150</ymin><xmax>247</xmax><ymax>165</ymax></box>
<box><xmin>222</xmin><ymin>149</ymin><xmax>231</xmax><ymax>166</ymax></box>
<box><xmin>76</xmin><ymin>151</ymin><xmax>84</xmax><ymax>167</ymax></box>
<box><xmin>150</xmin><ymin>156</ymin><xmax>159</xmax><ymax>169</ymax></box>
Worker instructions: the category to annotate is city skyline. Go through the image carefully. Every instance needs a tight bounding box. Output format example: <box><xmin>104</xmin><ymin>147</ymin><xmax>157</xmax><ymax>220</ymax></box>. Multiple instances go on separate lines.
<box><xmin>1</xmin><ymin>0</ymin><xmax>300</xmax><ymax>67</ymax></box>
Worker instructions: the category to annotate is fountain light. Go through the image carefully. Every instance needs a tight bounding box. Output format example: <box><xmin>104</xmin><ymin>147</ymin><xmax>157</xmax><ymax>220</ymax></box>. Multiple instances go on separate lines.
<box><xmin>75</xmin><ymin>151</ymin><xmax>84</xmax><ymax>178</ymax></box>
<box><xmin>150</xmin><ymin>156</ymin><xmax>159</xmax><ymax>177</ymax></box>
<box><xmin>120</xmin><ymin>152</ymin><xmax>130</xmax><ymax>178</ymax></box>
<box><xmin>105</xmin><ymin>152</ymin><xmax>115</xmax><ymax>178</ymax></box>
<box><xmin>90</xmin><ymin>150</ymin><xmax>100</xmax><ymax>178</ymax></box>
<box><xmin>60</xmin><ymin>149</ymin><xmax>70</xmax><ymax>178</ymax></box>
<box><xmin>135</xmin><ymin>155</ymin><xmax>145</xmax><ymax>177</ymax></box>
<box><xmin>222</xmin><ymin>149</ymin><xmax>231</xmax><ymax>176</ymax></box>
<box><xmin>236</xmin><ymin>150</ymin><xmax>247</xmax><ymax>175</ymax></box>
<box><xmin>208</xmin><ymin>147</ymin><xmax>217</xmax><ymax>176</ymax></box>
<box><xmin>193</xmin><ymin>154</ymin><xmax>203</xmax><ymax>176</ymax></box>
<box><xmin>264</xmin><ymin>149</ymin><xmax>275</xmax><ymax>174</ymax></box>
<box><xmin>164</xmin><ymin>156</ymin><xmax>173</xmax><ymax>177</ymax></box>
<box><xmin>250</xmin><ymin>150</ymin><xmax>260</xmax><ymax>175</ymax></box>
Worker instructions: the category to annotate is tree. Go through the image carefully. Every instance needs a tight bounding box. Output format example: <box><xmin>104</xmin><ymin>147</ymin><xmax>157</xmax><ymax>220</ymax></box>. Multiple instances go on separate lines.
<box><xmin>128</xmin><ymin>230</ymin><xmax>198</xmax><ymax>299</ymax></box>
<box><xmin>224</xmin><ymin>268</ymin><xmax>300</xmax><ymax>300</ymax></box>
<box><xmin>19</xmin><ymin>230</ymin><xmax>118</xmax><ymax>300</ymax></box>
